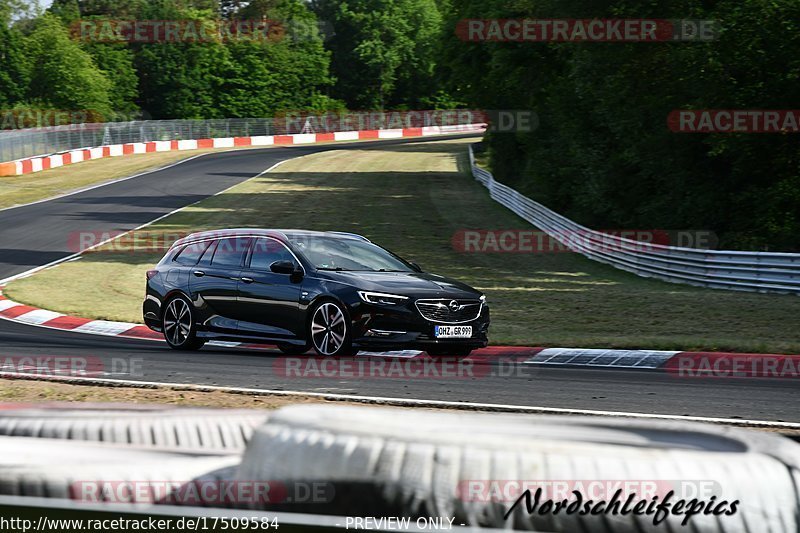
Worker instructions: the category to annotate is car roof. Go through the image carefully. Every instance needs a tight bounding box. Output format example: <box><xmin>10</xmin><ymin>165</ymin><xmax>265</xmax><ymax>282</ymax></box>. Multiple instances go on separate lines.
<box><xmin>172</xmin><ymin>229</ymin><xmax>370</xmax><ymax>248</ymax></box>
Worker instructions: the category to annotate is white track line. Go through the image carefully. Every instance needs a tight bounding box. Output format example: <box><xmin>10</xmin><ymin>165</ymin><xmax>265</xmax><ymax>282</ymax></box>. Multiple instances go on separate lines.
<box><xmin>2</xmin><ymin>372</ymin><xmax>798</xmax><ymax>429</ymax></box>
<box><xmin>0</xmin><ymin>134</ymin><xmax>481</xmax><ymax>286</ymax></box>
<box><xmin>0</xmin><ymin>159</ymin><xmax>292</xmax><ymax>286</ymax></box>
<box><xmin>0</xmin><ymin>153</ymin><xmax>210</xmax><ymax>214</ymax></box>
<box><xmin>0</xmin><ymin>134</ymin><xmax>481</xmax><ymax>216</ymax></box>
<box><xmin>4</xmin><ymin>139</ymin><xmax>794</xmax><ymax>429</ymax></box>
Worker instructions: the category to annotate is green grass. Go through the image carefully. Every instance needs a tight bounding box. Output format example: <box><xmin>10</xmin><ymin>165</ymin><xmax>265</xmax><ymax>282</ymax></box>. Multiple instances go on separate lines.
<box><xmin>0</xmin><ymin>136</ymin><xmax>438</xmax><ymax>211</ymax></box>
<box><xmin>6</xmin><ymin>138</ymin><xmax>800</xmax><ymax>353</ymax></box>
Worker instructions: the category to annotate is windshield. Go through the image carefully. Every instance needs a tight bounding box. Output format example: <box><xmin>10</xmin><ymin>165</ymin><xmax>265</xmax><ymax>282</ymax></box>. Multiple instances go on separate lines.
<box><xmin>289</xmin><ymin>236</ymin><xmax>413</xmax><ymax>272</ymax></box>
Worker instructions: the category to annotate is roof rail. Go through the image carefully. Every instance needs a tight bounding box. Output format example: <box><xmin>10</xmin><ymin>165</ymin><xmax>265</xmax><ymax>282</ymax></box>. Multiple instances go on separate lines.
<box><xmin>328</xmin><ymin>232</ymin><xmax>371</xmax><ymax>243</ymax></box>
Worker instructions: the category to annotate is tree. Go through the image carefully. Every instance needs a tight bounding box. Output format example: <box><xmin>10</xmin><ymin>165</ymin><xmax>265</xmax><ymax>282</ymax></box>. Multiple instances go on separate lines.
<box><xmin>136</xmin><ymin>0</ymin><xmax>334</xmax><ymax>119</ymax></box>
<box><xmin>23</xmin><ymin>13</ymin><xmax>112</xmax><ymax>117</ymax></box>
<box><xmin>229</xmin><ymin>0</ymin><xmax>335</xmax><ymax>115</ymax></box>
<box><xmin>0</xmin><ymin>2</ymin><xmax>29</xmax><ymax>107</ymax></box>
<box><xmin>84</xmin><ymin>43</ymin><xmax>140</xmax><ymax>118</ymax></box>
<box><xmin>441</xmin><ymin>0</ymin><xmax>800</xmax><ymax>251</ymax></box>
<box><xmin>313</xmin><ymin>0</ymin><xmax>444</xmax><ymax>110</ymax></box>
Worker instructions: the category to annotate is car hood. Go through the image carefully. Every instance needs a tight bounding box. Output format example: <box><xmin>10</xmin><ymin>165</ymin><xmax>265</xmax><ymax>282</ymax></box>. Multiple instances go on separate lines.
<box><xmin>317</xmin><ymin>271</ymin><xmax>482</xmax><ymax>299</ymax></box>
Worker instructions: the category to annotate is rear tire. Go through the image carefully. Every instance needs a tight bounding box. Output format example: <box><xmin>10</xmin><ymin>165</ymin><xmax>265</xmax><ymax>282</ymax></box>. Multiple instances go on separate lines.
<box><xmin>162</xmin><ymin>296</ymin><xmax>205</xmax><ymax>351</ymax></box>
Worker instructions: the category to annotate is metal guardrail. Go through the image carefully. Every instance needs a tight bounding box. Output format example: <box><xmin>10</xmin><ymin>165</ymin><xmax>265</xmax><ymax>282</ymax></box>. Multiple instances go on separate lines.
<box><xmin>0</xmin><ymin>119</ymin><xmax>283</xmax><ymax>163</ymax></box>
<box><xmin>0</xmin><ymin>114</ymin><xmax>482</xmax><ymax>163</ymax></box>
<box><xmin>469</xmin><ymin>146</ymin><xmax>800</xmax><ymax>295</ymax></box>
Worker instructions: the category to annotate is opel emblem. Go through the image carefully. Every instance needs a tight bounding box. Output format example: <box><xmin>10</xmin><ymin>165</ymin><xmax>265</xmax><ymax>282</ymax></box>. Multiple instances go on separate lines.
<box><xmin>449</xmin><ymin>300</ymin><xmax>460</xmax><ymax>312</ymax></box>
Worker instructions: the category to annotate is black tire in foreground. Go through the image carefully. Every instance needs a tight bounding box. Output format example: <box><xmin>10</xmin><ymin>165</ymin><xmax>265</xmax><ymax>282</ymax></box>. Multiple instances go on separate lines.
<box><xmin>0</xmin><ymin>404</ymin><xmax>268</xmax><ymax>451</ymax></box>
<box><xmin>0</xmin><ymin>436</ymin><xmax>239</xmax><ymax>501</ymax></box>
<box><xmin>234</xmin><ymin>404</ymin><xmax>800</xmax><ymax>530</ymax></box>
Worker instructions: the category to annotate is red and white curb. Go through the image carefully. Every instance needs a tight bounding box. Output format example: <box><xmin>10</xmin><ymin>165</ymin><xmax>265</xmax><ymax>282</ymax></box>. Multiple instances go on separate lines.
<box><xmin>525</xmin><ymin>348</ymin><xmax>800</xmax><ymax>377</ymax></box>
<box><xmin>0</xmin><ymin>287</ymin><xmax>537</xmax><ymax>359</ymax></box>
<box><xmin>0</xmin><ymin>289</ymin><xmax>160</xmax><ymax>341</ymax></box>
<box><xmin>2</xmin><ymin>287</ymin><xmax>798</xmax><ymax>374</ymax></box>
<box><xmin>0</xmin><ymin>124</ymin><xmax>485</xmax><ymax>177</ymax></box>
<box><xmin>526</xmin><ymin>348</ymin><xmax>678</xmax><ymax>368</ymax></box>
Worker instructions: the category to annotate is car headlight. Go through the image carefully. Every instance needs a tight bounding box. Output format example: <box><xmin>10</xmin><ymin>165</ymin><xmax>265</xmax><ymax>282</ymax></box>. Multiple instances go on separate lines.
<box><xmin>358</xmin><ymin>291</ymin><xmax>409</xmax><ymax>306</ymax></box>
<box><xmin>480</xmin><ymin>294</ymin><xmax>487</xmax><ymax>304</ymax></box>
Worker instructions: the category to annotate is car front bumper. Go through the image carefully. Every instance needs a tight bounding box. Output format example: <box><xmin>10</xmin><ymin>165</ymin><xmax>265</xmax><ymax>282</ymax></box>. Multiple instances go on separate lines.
<box><xmin>348</xmin><ymin>300</ymin><xmax>490</xmax><ymax>351</ymax></box>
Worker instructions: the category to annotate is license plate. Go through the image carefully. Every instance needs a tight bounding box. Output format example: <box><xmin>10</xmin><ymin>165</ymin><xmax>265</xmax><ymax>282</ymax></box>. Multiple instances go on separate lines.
<box><xmin>434</xmin><ymin>325</ymin><xmax>472</xmax><ymax>338</ymax></box>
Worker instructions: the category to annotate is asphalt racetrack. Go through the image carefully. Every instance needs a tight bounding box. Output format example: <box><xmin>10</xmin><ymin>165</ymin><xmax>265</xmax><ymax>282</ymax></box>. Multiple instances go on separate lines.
<box><xmin>1</xmin><ymin>135</ymin><xmax>797</xmax><ymax>424</ymax></box>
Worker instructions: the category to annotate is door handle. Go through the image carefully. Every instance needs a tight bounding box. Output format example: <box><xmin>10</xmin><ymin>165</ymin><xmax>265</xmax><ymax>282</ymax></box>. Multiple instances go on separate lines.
<box><xmin>241</xmin><ymin>277</ymin><xmax>254</xmax><ymax>284</ymax></box>
<box><xmin>193</xmin><ymin>270</ymin><xmax>205</xmax><ymax>277</ymax></box>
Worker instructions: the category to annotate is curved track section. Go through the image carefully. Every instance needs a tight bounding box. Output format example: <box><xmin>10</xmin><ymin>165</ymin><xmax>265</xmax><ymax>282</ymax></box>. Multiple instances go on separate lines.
<box><xmin>0</xmin><ymin>136</ymin><xmax>471</xmax><ymax>282</ymax></box>
<box><xmin>1</xmin><ymin>316</ymin><xmax>798</xmax><ymax>423</ymax></box>
<box><xmin>0</xmin><ymin>135</ymin><xmax>797</xmax><ymax>424</ymax></box>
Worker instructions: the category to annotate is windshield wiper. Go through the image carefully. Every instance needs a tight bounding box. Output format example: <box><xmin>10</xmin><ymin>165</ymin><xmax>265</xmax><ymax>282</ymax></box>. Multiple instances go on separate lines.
<box><xmin>317</xmin><ymin>267</ymin><xmax>350</xmax><ymax>271</ymax></box>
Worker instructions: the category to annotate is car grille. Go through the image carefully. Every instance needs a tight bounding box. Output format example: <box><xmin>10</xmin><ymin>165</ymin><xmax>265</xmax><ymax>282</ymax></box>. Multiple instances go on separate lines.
<box><xmin>415</xmin><ymin>299</ymin><xmax>482</xmax><ymax>323</ymax></box>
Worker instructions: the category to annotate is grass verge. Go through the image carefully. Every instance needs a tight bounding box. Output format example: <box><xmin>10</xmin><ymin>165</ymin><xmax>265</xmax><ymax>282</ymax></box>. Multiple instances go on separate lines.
<box><xmin>6</xmin><ymin>138</ymin><xmax>800</xmax><ymax>353</ymax></box>
<box><xmin>0</xmin><ymin>378</ymin><xmax>342</xmax><ymax>409</ymax></box>
<box><xmin>0</xmin><ymin>136</ymin><xmax>441</xmax><ymax>211</ymax></box>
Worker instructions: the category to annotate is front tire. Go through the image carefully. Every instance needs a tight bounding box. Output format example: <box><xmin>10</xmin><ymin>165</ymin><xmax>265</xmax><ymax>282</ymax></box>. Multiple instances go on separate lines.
<box><xmin>162</xmin><ymin>296</ymin><xmax>205</xmax><ymax>351</ymax></box>
<box><xmin>309</xmin><ymin>301</ymin><xmax>353</xmax><ymax>356</ymax></box>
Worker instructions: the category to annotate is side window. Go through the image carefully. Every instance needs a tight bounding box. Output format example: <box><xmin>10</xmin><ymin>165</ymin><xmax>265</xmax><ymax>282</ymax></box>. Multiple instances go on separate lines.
<box><xmin>250</xmin><ymin>238</ymin><xmax>295</xmax><ymax>271</ymax></box>
<box><xmin>173</xmin><ymin>241</ymin><xmax>211</xmax><ymax>266</ymax></box>
<box><xmin>211</xmin><ymin>237</ymin><xmax>251</xmax><ymax>268</ymax></box>
<box><xmin>197</xmin><ymin>240</ymin><xmax>218</xmax><ymax>267</ymax></box>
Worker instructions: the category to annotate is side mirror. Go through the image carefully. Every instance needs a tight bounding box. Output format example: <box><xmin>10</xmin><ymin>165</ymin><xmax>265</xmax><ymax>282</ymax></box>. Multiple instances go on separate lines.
<box><xmin>270</xmin><ymin>260</ymin><xmax>297</xmax><ymax>275</ymax></box>
<box><xmin>409</xmin><ymin>262</ymin><xmax>423</xmax><ymax>273</ymax></box>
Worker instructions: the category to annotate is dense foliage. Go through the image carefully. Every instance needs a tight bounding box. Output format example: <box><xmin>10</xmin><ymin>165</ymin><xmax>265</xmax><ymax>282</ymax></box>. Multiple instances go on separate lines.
<box><xmin>440</xmin><ymin>0</ymin><xmax>800</xmax><ymax>250</ymax></box>
<box><xmin>1</xmin><ymin>0</ymin><xmax>337</xmax><ymax>119</ymax></box>
<box><xmin>0</xmin><ymin>0</ymin><xmax>798</xmax><ymax>249</ymax></box>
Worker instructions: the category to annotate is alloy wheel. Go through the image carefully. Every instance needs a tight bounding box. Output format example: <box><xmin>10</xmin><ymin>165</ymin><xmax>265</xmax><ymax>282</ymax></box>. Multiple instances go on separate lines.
<box><xmin>164</xmin><ymin>298</ymin><xmax>192</xmax><ymax>347</ymax></box>
<box><xmin>311</xmin><ymin>302</ymin><xmax>348</xmax><ymax>356</ymax></box>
